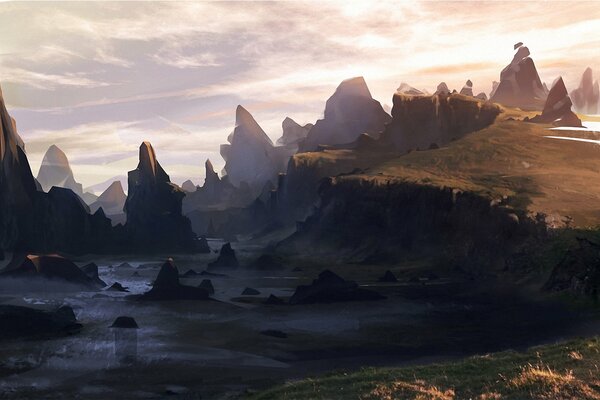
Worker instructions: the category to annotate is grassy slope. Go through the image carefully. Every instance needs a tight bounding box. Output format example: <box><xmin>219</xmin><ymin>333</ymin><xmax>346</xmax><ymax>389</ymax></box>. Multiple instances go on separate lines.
<box><xmin>251</xmin><ymin>336</ymin><xmax>600</xmax><ymax>400</ymax></box>
<box><xmin>294</xmin><ymin>108</ymin><xmax>600</xmax><ymax>228</ymax></box>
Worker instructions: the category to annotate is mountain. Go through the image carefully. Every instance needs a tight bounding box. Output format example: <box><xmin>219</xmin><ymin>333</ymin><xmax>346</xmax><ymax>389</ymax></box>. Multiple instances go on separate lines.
<box><xmin>276</xmin><ymin>117</ymin><xmax>313</xmax><ymax>149</ymax></box>
<box><xmin>570</xmin><ymin>67</ymin><xmax>600</xmax><ymax>115</ymax></box>
<box><xmin>36</xmin><ymin>145</ymin><xmax>84</xmax><ymax>196</ymax></box>
<box><xmin>124</xmin><ymin>141</ymin><xmax>198</xmax><ymax>252</ymax></box>
<box><xmin>299</xmin><ymin>77</ymin><xmax>391</xmax><ymax>152</ymax></box>
<box><xmin>181</xmin><ymin>179</ymin><xmax>197</xmax><ymax>193</ymax></box>
<box><xmin>490</xmin><ymin>43</ymin><xmax>547</xmax><ymax>110</ymax></box>
<box><xmin>396</xmin><ymin>83</ymin><xmax>424</xmax><ymax>96</ymax></box>
<box><xmin>90</xmin><ymin>180</ymin><xmax>126</xmax><ymax>217</ymax></box>
<box><xmin>530</xmin><ymin>77</ymin><xmax>582</xmax><ymax>127</ymax></box>
<box><xmin>84</xmin><ymin>175</ymin><xmax>128</xmax><ymax>196</ymax></box>
<box><xmin>459</xmin><ymin>80</ymin><xmax>473</xmax><ymax>96</ymax></box>
<box><xmin>220</xmin><ymin>106</ymin><xmax>293</xmax><ymax>193</ymax></box>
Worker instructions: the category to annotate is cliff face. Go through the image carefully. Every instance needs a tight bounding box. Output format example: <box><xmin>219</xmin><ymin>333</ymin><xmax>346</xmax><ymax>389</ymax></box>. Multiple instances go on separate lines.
<box><xmin>299</xmin><ymin>77</ymin><xmax>391</xmax><ymax>152</ymax></box>
<box><xmin>0</xmin><ymin>86</ymin><xmax>38</xmax><ymax>251</ymax></box>
<box><xmin>381</xmin><ymin>93</ymin><xmax>500</xmax><ymax>154</ymax></box>
<box><xmin>279</xmin><ymin>176</ymin><xmax>540</xmax><ymax>269</ymax></box>
<box><xmin>124</xmin><ymin>142</ymin><xmax>197</xmax><ymax>252</ymax></box>
<box><xmin>570</xmin><ymin>67</ymin><xmax>599</xmax><ymax>115</ymax></box>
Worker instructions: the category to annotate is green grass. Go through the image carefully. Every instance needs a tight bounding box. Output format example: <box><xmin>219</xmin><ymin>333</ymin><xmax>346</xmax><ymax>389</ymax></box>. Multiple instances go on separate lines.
<box><xmin>250</xmin><ymin>337</ymin><xmax>600</xmax><ymax>400</ymax></box>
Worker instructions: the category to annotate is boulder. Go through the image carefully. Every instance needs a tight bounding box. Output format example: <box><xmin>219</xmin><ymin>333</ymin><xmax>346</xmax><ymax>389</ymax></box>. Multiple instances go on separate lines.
<box><xmin>139</xmin><ymin>259</ymin><xmax>210</xmax><ymax>301</ymax></box>
<box><xmin>81</xmin><ymin>262</ymin><xmax>106</xmax><ymax>287</ymax></box>
<box><xmin>124</xmin><ymin>142</ymin><xmax>198</xmax><ymax>252</ymax></box>
<box><xmin>242</xmin><ymin>287</ymin><xmax>260</xmax><ymax>295</ymax></box>
<box><xmin>0</xmin><ymin>305</ymin><xmax>81</xmax><ymax>340</ymax></box>
<box><xmin>107</xmin><ymin>282</ymin><xmax>129</xmax><ymax>292</ymax></box>
<box><xmin>1</xmin><ymin>254</ymin><xmax>100</xmax><ymax>288</ymax></box>
<box><xmin>490</xmin><ymin>44</ymin><xmax>548</xmax><ymax>109</ymax></box>
<box><xmin>198</xmin><ymin>279</ymin><xmax>215</xmax><ymax>295</ymax></box>
<box><xmin>299</xmin><ymin>77</ymin><xmax>391</xmax><ymax>151</ymax></box>
<box><xmin>208</xmin><ymin>243</ymin><xmax>239</xmax><ymax>269</ymax></box>
<box><xmin>530</xmin><ymin>77</ymin><xmax>582</xmax><ymax>127</ymax></box>
<box><xmin>571</xmin><ymin>67</ymin><xmax>600</xmax><ymax>115</ymax></box>
<box><xmin>289</xmin><ymin>270</ymin><xmax>385</xmax><ymax>305</ymax></box>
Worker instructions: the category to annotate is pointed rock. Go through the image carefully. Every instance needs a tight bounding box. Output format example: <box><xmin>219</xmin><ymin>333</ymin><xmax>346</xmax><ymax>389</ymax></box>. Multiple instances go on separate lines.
<box><xmin>531</xmin><ymin>77</ymin><xmax>582</xmax><ymax>127</ymax></box>
<box><xmin>459</xmin><ymin>80</ymin><xmax>474</xmax><ymax>96</ymax></box>
<box><xmin>181</xmin><ymin>180</ymin><xmax>196</xmax><ymax>193</ymax></box>
<box><xmin>300</xmin><ymin>77</ymin><xmax>391</xmax><ymax>151</ymax></box>
<box><xmin>36</xmin><ymin>145</ymin><xmax>83</xmax><ymax>196</ymax></box>
<box><xmin>490</xmin><ymin>44</ymin><xmax>547</xmax><ymax>109</ymax></box>
<box><xmin>139</xmin><ymin>259</ymin><xmax>210</xmax><ymax>300</ymax></box>
<box><xmin>90</xmin><ymin>180</ymin><xmax>126</xmax><ymax>216</ymax></box>
<box><xmin>434</xmin><ymin>82</ymin><xmax>450</xmax><ymax>95</ymax></box>
<box><xmin>124</xmin><ymin>142</ymin><xmax>198</xmax><ymax>252</ymax></box>
<box><xmin>571</xmin><ymin>67</ymin><xmax>600</xmax><ymax>115</ymax></box>
<box><xmin>276</xmin><ymin>117</ymin><xmax>312</xmax><ymax>147</ymax></box>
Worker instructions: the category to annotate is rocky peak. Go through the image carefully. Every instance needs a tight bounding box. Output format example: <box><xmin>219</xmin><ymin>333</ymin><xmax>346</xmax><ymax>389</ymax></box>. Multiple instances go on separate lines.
<box><xmin>97</xmin><ymin>181</ymin><xmax>126</xmax><ymax>204</ymax></box>
<box><xmin>137</xmin><ymin>141</ymin><xmax>169</xmax><ymax>183</ymax></box>
<box><xmin>434</xmin><ymin>82</ymin><xmax>450</xmax><ymax>95</ymax></box>
<box><xmin>277</xmin><ymin>117</ymin><xmax>312</xmax><ymax>147</ymax></box>
<box><xmin>300</xmin><ymin>77</ymin><xmax>391</xmax><ymax>151</ymax></box>
<box><xmin>530</xmin><ymin>77</ymin><xmax>582</xmax><ymax>127</ymax></box>
<box><xmin>460</xmin><ymin>80</ymin><xmax>474</xmax><ymax>96</ymax></box>
<box><xmin>36</xmin><ymin>145</ymin><xmax>83</xmax><ymax>196</ymax></box>
<box><xmin>571</xmin><ymin>67</ymin><xmax>600</xmax><ymax>114</ymax></box>
<box><xmin>396</xmin><ymin>83</ymin><xmax>424</xmax><ymax>96</ymax></box>
<box><xmin>231</xmin><ymin>105</ymin><xmax>273</xmax><ymax>147</ymax></box>
<box><xmin>181</xmin><ymin>179</ymin><xmax>196</xmax><ymax>193</ymax></box>
<box><xmin>490</xmin><ymin>43</ymin><xmax>547</xmax><ymax>110</ymax></box>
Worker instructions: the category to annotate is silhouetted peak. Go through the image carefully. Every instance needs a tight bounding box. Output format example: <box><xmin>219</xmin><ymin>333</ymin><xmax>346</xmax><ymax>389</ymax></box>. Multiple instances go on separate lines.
<box><xmin>334</xmin><ymin>76</ymin><xmax>372</xmax><ymax>99</ymax></box>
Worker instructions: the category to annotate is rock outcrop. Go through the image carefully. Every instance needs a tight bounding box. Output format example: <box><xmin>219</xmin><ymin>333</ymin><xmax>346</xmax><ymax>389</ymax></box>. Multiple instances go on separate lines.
<box><xmin>490</xmin><ymin>44</ymin><xmax>547</xmax><ymax>109</ymax></box>
<box><xmin>0</xmin><ymin>305</ymin><xmax>81</xmax><ymax>340</ymax></box>
<box><xmin>381</xmin><ymin>93</ymin><xmax>501</xmax><ymax>153</ymax></box>
<box><xmin>397</xmin><ymin>83</ymin><xmax>424</xmax><ymax>96</ymax></box>
<box><xmin>81</xmin><ymin>262</ymin><xmax>106</xmax><ymax>287</ymax></box>
<box><xmin>1</xmin><ymin>254</ymin><xmax>101</xmax><ymax>288</ymax></box>
<box><xmin>299</xmin><ymin>77</ymin><xmax>391</xmax><ymax>152</ymax></box>
<box><xmin>289</xmin><ymin>270</ymin><xmax>384</xmax><ymax>304</ymax></box>
<box><xmin>530</xmin><ymin>77</ymin><xmax>582</xmax><ymax>127</ymax></box>
<box><xmin>124</xmin><ymin>142</ymin><xmax>198</xmax><ymax>252</ymax></box>
<box><xmin>208</xmin><ymin>242</ymin><xmax>239</xmax><ymax>269</ymax></box>
<box><xmin>434</xmin><ymin>82</ymin><xmax>450</xmax><ymax>95</ymax></box>
<box><xmin>90</xmin><ymin>180</ymin><xmax>126</xmax><ymax>220</ymax></box>
<box><xmin>36</xmin><ymin>145</ymin><xmax>84</xmax><ymax>197</ymax></box>
<box><xmin>459</xmin><ymin>80</ymin><xmax>473</xmax><ymax>97</ymax></box>
<box><xmin>220</xmin><ymin>106</ymin><xmax>293</xmax><ymax>194</ymax></box>
<box><xmin>571</xmin><ymin>67</ymin><xmax>599</xmax><ymax>115</ymax></box>
<box><xmin>139</xmin><ymin>259</ymin><xmax>210</xmax><ymax>300</ymax></box>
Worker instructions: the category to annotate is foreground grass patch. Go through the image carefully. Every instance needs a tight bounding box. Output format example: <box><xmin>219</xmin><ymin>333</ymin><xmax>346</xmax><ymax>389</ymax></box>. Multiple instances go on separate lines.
<box><xmin>251</xmin><ymin>337</ymin><xmax>600</xmax><ymax>399</ymax></box>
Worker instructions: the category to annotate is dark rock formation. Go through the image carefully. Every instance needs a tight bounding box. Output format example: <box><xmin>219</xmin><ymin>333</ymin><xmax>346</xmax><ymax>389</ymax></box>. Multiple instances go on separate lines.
<box><xmin>276</xmin><ymin>117</ymin><xmax>313</xmax><ymax>150</ymax></box>
<box><xmin>1</xmin><ymin>254</ymin><xmax>100</xmax><ymax>288</ymax></box>
<box><xmin>198</xmin><ymin>279</ymin><xmax>215</xmax><ymax>295</ymax></box>
<box><xmin>36</xmin><ymin>145</ymin><xmax>84</xmax><ymax>197</ymax></box>
<box><xmin>571</xmin><ymin>67</ymin><xmax>599</xmax><ymax>115</ymax></box>
<box><xmin>381</xmin><ymin>93</ymin><xmax>501</xmax><ymax>153</ymax></box>
<box><xmin>124</xmin><ymin>142</ymin><xmax>198</xmax><ymax>252</ymax></box>
<box><xmin>544</xmin><ymin>238</ymin><xmax>600</xmax><ymax>299</ymax></box>
<box><xmin>90</xmin><ymin>180</ymin><xmax>126</xmax><ymax>220</ymax></box>
<box><xmin>490</xmin><ymin>44</ymin><xmax>547</xmax><ymax>109</ymax></box>
<box><xmin>242</xmin><ymin>287</ymin><xmax>260</xmax><ymax>295</ymax></box>
<box><xmin>264</xmin><ymin>294</ymin><xmax>285</xmax><ymax>305</ymax></box>
<box><xmin>299</xmin><ymin>77</ymin><xmax>391</xmax><ymax>152</ymax></box>
<box><xmin>459</xmin><ymin>80</ymin><xmax>473</xmax><ymax>96</ymax></box>
<box><xmin>81</xmin><ymin>262</ymin><xmax>106</xmax><ymax>287</ymax></box>
<box><xmin>110</xmin><ymin>316</ymin><xmax>139</xmax><ymax>329</ymax></box>
<box><xmin>107</xmin><ymin>282</ymin><xmax>129</xmax><ymax>292</ymax></box>
<box><xmin>530</xmin><ymin>77</ymin><xmax>582</xmax><ymax>127</ymax></box>
<box><xmin>139</xmin><ymin>259</ymin><xmax>210</xmax><ymax>301</ymax></box>
<box><xmin>248</xmin><ymin>254</ymin><xmax>284</xmax><ymax>270</ymax></box>
<box><xmin>220</xmin><ymin>106</ymin><xmax>293</xmax><ymax>194</ymax></box>
<box><xmin>289</xmin><ymin>270</ymin><xmax>384</xmax><ymax>305</ymax></box>
<box><xmin>208</xmin><ymin>243</ymin><xmax>239</xmax><ymax>269</ymax></box>
<box><xmin>182</xmin><ymin>269</ymin><xmax>198</xmax><ymax>277</ymax></box>
<box><xmin>0</xmin><ymin>305</ymin><xmax>81</xmax><ymax>340</ymax></box>
<box><xmin>378</xmin><ymin>270</ymin><xmax>398</xmax><ymax>282</ymax></box>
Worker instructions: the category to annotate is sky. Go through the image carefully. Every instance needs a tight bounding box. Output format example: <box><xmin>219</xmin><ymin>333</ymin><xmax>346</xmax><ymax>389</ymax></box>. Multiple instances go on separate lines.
<box><xmin>1</xmin><ymin>1</ymin><xmax>599</xmax><ymax>192</ymax></box>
